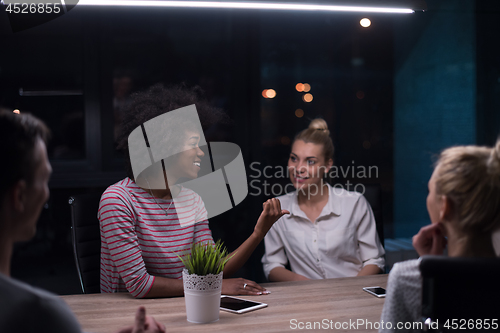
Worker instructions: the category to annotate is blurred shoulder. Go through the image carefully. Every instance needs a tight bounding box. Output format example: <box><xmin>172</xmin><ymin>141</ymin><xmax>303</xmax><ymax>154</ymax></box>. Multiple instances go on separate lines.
<box><xmin>0</xmin><ymin>274</ymin><xmax>81</xmax><ymax>332</ymax></box>
<box><xmin>389</xmin><ymin>259</ymin><xmax>421</xmax><ymax>281</ymax></box>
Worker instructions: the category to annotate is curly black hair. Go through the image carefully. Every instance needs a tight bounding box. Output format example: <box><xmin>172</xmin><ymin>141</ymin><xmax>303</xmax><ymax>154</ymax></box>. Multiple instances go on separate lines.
<box><xmin>116</xmin><ymin>83</ymin><xmax>228</xmax><ymax>180</ymax></box>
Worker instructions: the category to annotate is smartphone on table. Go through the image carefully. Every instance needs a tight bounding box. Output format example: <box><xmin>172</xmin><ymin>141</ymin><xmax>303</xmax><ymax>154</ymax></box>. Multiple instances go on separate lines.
<box><xmin>220</xmin><ymin>295</ymin><xmax>268</xmax><ymax>314</ymax></box>
<box><xmin>363</xmin><ymin>286</ymin><xmax>386</xmax><ymax>298</ymax></box>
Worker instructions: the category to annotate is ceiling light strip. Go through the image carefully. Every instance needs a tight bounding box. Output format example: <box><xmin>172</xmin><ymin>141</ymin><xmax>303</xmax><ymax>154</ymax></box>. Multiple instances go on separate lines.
<box><xmin>76</xmin><ymin>1</ymin><xmax>414</xmax><ymax>13</ymax></box>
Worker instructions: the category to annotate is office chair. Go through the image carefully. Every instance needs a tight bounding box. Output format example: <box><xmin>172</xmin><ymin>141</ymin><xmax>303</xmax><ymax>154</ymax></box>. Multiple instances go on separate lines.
<box><xmin>69</xmin><ymin>193</ymin><xmax>102</xmax><ymax>294</ymax></box>
<box><xmin>420</xmin><ymin>256</ymin><xmax>500</xmax><ymax>332</ymax></box>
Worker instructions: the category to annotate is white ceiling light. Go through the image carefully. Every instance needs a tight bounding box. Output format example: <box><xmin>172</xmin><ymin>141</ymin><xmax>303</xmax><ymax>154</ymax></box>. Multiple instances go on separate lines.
<box><xmin>360</xmin><ymin>18</ymin><xmax>371</xmax><ymax>27</ymax></box>
<box><xmin>76</xmin><ymin>1</ymin><xmax>427</xmax><ymax>13</ymax></box>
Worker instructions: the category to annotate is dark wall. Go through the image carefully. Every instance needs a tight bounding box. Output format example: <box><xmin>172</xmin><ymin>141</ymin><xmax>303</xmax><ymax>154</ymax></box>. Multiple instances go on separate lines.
<box><xmin>393</xmin><ymin>0</ymin><xmax>477</xmax><ymax>237</ymax></box>
<box><xmin>476</xmin><ymin>0</ymin><xmax>500</xmax><ymax>146</ymax></box>
<box><xmin>393</xmin><ymin>0</ymin><xmax>500</xmax><ymax>238</ymax></box>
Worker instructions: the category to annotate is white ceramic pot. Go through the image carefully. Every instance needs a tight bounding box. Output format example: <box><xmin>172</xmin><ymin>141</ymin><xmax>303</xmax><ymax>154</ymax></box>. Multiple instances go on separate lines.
<box><xmin>182</xmin><ymin>269</ymin><xmax>223</xmax><ymax>324</ymax></box>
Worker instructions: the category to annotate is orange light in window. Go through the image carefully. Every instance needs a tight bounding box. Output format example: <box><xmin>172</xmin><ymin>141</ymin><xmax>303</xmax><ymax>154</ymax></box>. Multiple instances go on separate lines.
<box><xmin>295</xmin><ymin>109</ymin><xmax>304</xmax><ymax>118</ymax></box>
<box><xmin>295</xmin><ymin>83</ymin><xmax>304</xmax><ymax>92</ymax></box>
<box><xmin>266</xmin><ymin>89</ymin><xmax>276</xmax><ymax>98</ymax></box>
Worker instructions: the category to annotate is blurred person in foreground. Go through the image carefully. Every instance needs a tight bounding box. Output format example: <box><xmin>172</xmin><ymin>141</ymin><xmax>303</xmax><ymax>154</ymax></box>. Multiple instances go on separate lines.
<box><xmin>379</xmin><ymin>139</ymin><xmax>500</xmax><ymax>332</ymax></box>
<box><xmin>0</xmin><ymin>110</ymin><xmax>165</xmax><ymax>333</ymax></box>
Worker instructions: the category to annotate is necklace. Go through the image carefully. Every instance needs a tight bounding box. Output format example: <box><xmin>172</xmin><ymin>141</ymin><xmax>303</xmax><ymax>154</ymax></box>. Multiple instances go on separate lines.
<box><xmin>145</xmin><ymin>178</ymin><xmax>174</xmax><ymax>216</ymax></box>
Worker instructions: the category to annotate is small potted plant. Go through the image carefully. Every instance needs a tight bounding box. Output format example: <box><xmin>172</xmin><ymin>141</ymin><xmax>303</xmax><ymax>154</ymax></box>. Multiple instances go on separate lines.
<box><xmin>177</xmin><ymin>240</ymin><xmax>232</xmax><ymax>324</ymax></box>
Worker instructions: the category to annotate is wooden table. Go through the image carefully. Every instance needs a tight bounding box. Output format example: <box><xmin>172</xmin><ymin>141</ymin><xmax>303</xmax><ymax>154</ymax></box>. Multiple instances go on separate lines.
<box><xmin>61</xmin><ymin>275</ymin><xmax>388</xmax><ymax>333</ymax></box>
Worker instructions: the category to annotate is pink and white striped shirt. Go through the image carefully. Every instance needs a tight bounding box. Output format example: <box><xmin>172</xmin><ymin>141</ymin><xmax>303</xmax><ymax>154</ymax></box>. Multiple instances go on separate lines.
<box><xmin>98</xmin><ymin>178</ymin><xmax>213</xmax><ymax>298</ymax></box>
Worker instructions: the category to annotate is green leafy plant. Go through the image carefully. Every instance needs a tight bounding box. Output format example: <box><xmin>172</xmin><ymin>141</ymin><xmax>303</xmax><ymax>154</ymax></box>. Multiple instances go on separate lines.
<box><xmin>176</xmin><ymin>240</ymin><xmax>233</xmax><ymax>276</ymax></box>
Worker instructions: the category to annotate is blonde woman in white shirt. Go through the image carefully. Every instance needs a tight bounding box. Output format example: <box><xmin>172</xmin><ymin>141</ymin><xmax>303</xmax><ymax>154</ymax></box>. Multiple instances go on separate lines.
<box><xmin>262</xmin><ymin>119</ymin><xmax>385</xmax><ymax>281</ymax></box>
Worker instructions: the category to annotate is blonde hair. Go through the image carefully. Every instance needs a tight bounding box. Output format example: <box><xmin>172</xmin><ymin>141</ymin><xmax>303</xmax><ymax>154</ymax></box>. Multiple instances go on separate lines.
<box><xmin>435</xmin><ymin>139</ymin><xmax>500</xmax><ymax>233</ymax></box>
<box><xmin>294</xmin><ymin>118</ymin><xmax>334</xmax><ymax>161</ymax></box>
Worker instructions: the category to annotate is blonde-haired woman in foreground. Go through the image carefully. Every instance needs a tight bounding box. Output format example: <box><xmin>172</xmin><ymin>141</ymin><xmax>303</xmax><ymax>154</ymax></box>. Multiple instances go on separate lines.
<box><xmin>262</xmin><ymin>118</ymin><xmax>385</xmax><ymax>282</ymax></box>
<box><xmin>380</xmin><ymin>139</ymin><xmax>500</xmax><ymax>332</ymax></box>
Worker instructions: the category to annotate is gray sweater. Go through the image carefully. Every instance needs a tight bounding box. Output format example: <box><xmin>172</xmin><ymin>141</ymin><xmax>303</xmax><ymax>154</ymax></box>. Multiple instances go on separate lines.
<box><xmin>0</xmin><ymin>273</ymin><xmax>82</xmax><ymax>333</ymax></box>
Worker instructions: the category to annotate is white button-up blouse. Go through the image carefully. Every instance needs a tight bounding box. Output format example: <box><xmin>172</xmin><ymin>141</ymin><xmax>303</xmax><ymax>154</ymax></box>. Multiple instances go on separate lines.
<box><xmin>262</xmin><ymin>184</ymin><xmax>385</xmax><ymax>279</ymax></box>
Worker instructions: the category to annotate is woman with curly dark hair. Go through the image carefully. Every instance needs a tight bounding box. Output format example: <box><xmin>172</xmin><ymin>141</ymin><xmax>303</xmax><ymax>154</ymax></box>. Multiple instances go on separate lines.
<box><xmin>99</xmin><ymin>84</ymin><xmax>288</xmax><ymax>298</ymax></box>
<box><xmin>0</xmin><ymin>110</ymin><xmax>165</xmax><ymax>333</ymax></box>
